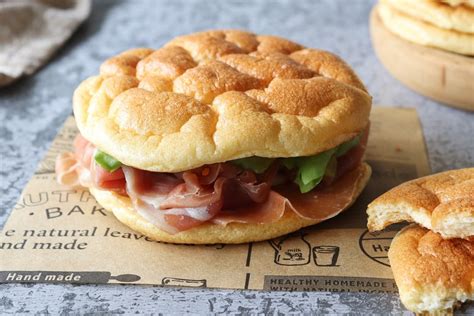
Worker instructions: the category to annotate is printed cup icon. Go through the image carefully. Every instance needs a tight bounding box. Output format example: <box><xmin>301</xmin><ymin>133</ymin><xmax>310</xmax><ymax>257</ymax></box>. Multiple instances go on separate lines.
<box><xmin>313</xmin><ymin>246</ymin><xmax>340</xmax><ymax>266</ymax></box>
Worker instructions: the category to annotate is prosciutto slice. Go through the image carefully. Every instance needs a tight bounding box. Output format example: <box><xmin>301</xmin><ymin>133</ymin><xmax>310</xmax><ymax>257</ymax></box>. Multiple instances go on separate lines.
<box><xmin>122</xmin><ymin>166</ymin><xmax>210</xmax><ymax>234</ymax></box>
<box><xmin>275</xmin><ymin>165</ymin><xmax>365</xmax><ymax>221</ymax></box>
<box><xmin>212</xmin><ymin>191</ymin><xmax>287</xmax><ymax>225</ymax></box>
<box><xmin>121</xmin><ymin>164</ymin><xmax>274</xmax><ymax>233</ymax></box>
<box><xmin>212</xmin><ymin>164</ymin><xmax>366</xmax><ymax>225</ymax></box>
<box><xmin>56</xmin><ymin>134</ymin><xmax>127</xmax><ymax>194</ymax></box>
<box><xmin>56</xmin><ymin>152</ymin><xmax>83</xmax><ymax>187</ymax></box>
<box><xmin>56</xmin><ymin>131</ymin><xmax>368</xmax><ymax>234</ymax></box>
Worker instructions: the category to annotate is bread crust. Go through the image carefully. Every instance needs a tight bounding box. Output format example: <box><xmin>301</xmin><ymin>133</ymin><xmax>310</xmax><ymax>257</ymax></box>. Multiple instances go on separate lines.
<box><xmin>441</xmin><ymin>0</ymin><xmax>474</xmax><ymax>7</ymax></box>
<box><xmin>89</xmin><ymin>163</ymin><xmax>371</xmax><ymax>244</ymax></box>
<box><xmin>389</xmin><ymin>224</ymin><xmax>474</xmax><ymax>314</ymax></box>
<box><xmin>377</xmin><ymin>2</ymin><xmax>474</xmax><ymax>55</ymax></box>
<box><xmin>382</xmin><ymin>0</ymin><xmax>474</xmax><ymax>33</ymax></box>
<box><xmin>73</xmin><ymin>30</ymin><xmax>371</xmax><ymax>172</ymax></box>
<box><xmin>367</xmin><ymin>168</ymin><xmax>474</xmax><ymax>239</ymax></box>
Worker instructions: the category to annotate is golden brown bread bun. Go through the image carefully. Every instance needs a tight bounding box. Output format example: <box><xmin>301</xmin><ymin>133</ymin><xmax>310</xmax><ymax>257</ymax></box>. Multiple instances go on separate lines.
<box><xmin>367</xmin><ymin>168</ymin><xmax>474</xmax><ymax>239</ymax></box>
<box><xmin>90</xmin><ymin>163</ymin><xmax>371</xmax><ymax>244</ymax></box>
<box><xmin>73</xmin><ymin>30</ymin><xmax>371</xmax><ymax>172</ymax></box>
<box><xmin>389</xmin><ymin>224</ymin><xmax>474</xmax><ymax>314</ymax></box>
<box><xmin>378</xmin><ymin>1</ymin><xmax>474</xmax><ymax>55</ymax></box>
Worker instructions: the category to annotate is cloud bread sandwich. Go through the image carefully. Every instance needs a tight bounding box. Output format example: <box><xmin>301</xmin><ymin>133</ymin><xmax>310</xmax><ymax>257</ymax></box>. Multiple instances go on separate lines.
<box><xmin>56</xmin><ymin>30</ymin><xmax>372</xmax><ymax>244</ymax></box>
<box><xmin>367</xmin><ymin>168</ymin><xmax>474</xmax><ymax>239</ymax></box>
<box><xmin>377</xmin><ymin>0</ymin><xmax>474</xmax><ymax>55</ymax></box>
<box><xmin>389</xmin><ymin>224</ymin><xmax>473</xmax><ymax>315</ymax></box>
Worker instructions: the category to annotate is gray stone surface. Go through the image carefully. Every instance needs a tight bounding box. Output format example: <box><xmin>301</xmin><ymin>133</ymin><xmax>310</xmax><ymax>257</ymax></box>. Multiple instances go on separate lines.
<box><xmin>0</xmin><ymin>0</ymin><xmax>473</xmax><ymax>314</ymax></box>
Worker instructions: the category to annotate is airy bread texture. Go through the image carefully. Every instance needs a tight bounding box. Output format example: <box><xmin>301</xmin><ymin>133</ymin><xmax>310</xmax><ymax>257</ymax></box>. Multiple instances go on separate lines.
<box><xmin>90</xmin><ymin>163</ymin><xmax>371</xmax><ymax>244</ymax></box>
<box><xmin>442</xmin><ymin>0</ymin><xmax>474</xmax><ymax>8</ymax></box>
<box><xmin>382</xmin><ymin>0</ymin><xmax>474</xmax><ymax>33</ymax></box>
<box><xmin>389</xmin><ymin>224</ymin><xmax>474</xmax><ymax>314</ymax></box>
<box><xmin>367</xmin><ymin>168</ymin><xmax>474</xmax><ymax>239</ymax></box>
<box><xmin>378</xmin><ymin>1</ymin><xmax>474</xmax><ymax>55</ymax></box>
<box><xmin>73</xmin><ymin>30</ymin><xmax>371</xmax><ymax>172</ymax></box>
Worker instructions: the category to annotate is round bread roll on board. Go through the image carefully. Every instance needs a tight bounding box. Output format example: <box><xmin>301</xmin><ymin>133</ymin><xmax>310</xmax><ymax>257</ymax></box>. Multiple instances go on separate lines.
<box><xmin>370</xmin><ymin>3</ymin><xmax>474</xmax><ymax>111</ymax></box>
<box><xmin>56</xmin><ymin>30</ymin><xmax>372</xmax><ymax>244</ymax></box>
<box><xmin>380</xmin><ymin>0</ymin><xmax>474</xmax><ymax>38</ymax></box>
<box><xmin>367</xmin><ymin>168</ymin><xmax>474</xmax><ymax>239</ymax></box>
<box><xmin>442</xmin><ymin>0</ymin><xmax>474</xmax><ymax>7</ymax></box>
<box><xmin>389</xmin><ymin>224</ymin><xmax>474</xmax><ymax>315</ymax></box>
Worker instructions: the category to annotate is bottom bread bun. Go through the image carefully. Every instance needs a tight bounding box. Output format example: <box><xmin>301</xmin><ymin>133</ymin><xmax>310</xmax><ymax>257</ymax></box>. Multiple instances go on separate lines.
<box><xmin>90</xmin><ymin>163</ymin><xmax>371</xmax><ymax>244</ymax></box>
<box><xmin>389</xmin><ymin>224</ymin><xmax>474</xmax><ymax>314</ymax></box>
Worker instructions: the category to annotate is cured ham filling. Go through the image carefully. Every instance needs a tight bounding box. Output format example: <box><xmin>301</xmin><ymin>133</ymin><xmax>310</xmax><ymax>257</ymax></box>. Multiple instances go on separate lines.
<box><xmin>56</xmin><ymin>130</ymin><xmax>368</xmax><ymax>234</ymax></box>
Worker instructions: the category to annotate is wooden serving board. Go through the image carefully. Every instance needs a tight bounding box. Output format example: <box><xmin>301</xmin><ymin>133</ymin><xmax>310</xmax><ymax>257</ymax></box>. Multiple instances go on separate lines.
<box><xmin>370</xmin><ymin>6</ymin><xmax>474</xmax><ymax>111</ymax></box>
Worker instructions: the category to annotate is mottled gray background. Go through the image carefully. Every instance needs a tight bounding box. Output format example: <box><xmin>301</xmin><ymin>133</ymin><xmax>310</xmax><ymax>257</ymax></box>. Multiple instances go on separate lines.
<box><xmin>0</xmin><ymin>0</ymin><xmax>473</xmax><ymax>314</ymax></box>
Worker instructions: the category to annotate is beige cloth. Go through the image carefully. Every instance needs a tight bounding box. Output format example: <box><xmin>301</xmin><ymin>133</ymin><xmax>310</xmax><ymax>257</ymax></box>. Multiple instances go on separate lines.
<box><xmin>0</xmin><ymin>0</ymin><xmax>91</xmax><ymax>87</ymax></box>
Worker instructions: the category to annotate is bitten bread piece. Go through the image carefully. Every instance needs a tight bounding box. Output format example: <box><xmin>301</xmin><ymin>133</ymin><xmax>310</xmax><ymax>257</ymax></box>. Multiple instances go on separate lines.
<box><xmin>367</xmin><ymin>168</ymin><xmax>474</xmax><ymax>239</ymax></box>
<box><xmin>73</xmin><ymin>29</ymin><xmax>371</xmax><ymax>172</ymax></box>
<box><xmin>389</xmin><ymin>224</ymin><xmax>474</xmax><ymax>314</ymax></box>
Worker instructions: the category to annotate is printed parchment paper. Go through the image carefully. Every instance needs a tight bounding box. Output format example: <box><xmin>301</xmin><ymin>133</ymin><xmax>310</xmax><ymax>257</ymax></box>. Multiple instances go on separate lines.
<box><xmin>0</xmin><ymin>107</ymin><xmax>430</xmax><ymax>292</ymax></box>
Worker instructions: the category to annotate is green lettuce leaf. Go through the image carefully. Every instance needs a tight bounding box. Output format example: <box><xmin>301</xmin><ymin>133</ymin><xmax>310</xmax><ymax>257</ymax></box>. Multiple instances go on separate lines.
<box><xmin>335</xmin><ymin>135</ymin><xmax>361</xmax><ymax>157</ymax></box>
<box><xmin>281</xmin><ymin>157</ymin><xmax>298</xmax><ymax>170</ymax></box>
<box><xmin>94</xmin><ymin>150</ymin><xmax>122</xmax><ymax>172</ymax></box>
<box><xmin>230</xmin><ymin>135</ymin><xmax>362</xmax><ymax>193</ymax></box>
<box><xmin>324</xmin><ymin>156</ymin><xmax>338</xmax><ymax>179</ymax></box>
<box><xmin>298</xmin><ymin>149</ymin><xmax>336</xmax><ymax>185</ymax></box>
<box><xmin>232</xmin><ymin>156</ymin><xmax>275</xmax><ymax>174</ymax></box>
<box><xmin>284</xmin><ymin>136</ymin><xmax>361</xmax><ymax>193</ymax></box>
<box><xmin>291</xmin><ymin>148</ymin><xmax>336</xmax><ymax>193</ymax></box>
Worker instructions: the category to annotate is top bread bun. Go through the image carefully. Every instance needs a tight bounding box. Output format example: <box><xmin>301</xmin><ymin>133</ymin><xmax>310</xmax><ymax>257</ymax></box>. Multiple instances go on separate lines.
<box><xmin>73</xmin><ymin>30</ymin><xmax>371</xmax><ymax>172</ymax></box>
